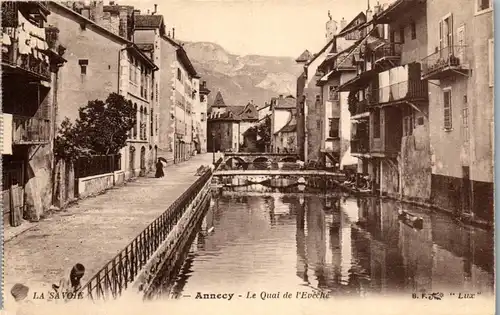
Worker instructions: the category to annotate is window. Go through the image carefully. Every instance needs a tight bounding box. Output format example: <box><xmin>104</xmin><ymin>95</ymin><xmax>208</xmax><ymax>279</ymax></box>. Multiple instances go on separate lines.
<box><xmin>316</xmin><ymin>120</ymin><xmax>321</xmax><ymax>129</ymax></box>
<box><xmin>399</xmin><ymin>26</ymin><xmax>405</xmax><ymax>44</ymax></box>
<box><xmin>403</xmin><ymin>106</ymin><xmax>414</xmax><ymax>136</ymax></box>
<box><xmin>128</xmin><ymin>56</ymin><xmax>133</xmax><ymax>81</ymax></box>
<box><xmin>411</xmin><ymin>22</ymin><xmax>416</xmax><ymax>40</ymax></box>
<box><xmin>177</xmin><ymin>68</ymin><xmax>182</xmax><ymax>81</ymax></box>
<box><xmin>462</xmin><ymin>105</ymin><xmax>469</xmax><ymax>142</ymax></box>
<box><xmin>329</xmin><ymin>86</ymin><xmax>339</xmax><ymax>101</ymax></box>
<box><xmin>373</xmin><ymin>108</ymin><xmax>381</xmax><ymax>138</ymax></box>
<box><xmin>79</xmin><ymin>59</ymin><xmax>88</xmax><ymax>75</ymax></box>
<box><xmin>443</xmin><ymin>89</ymin><xmax>452</xmax><ymax>130</ymax></box>
<box><xmin>489</xmin><ymin>39</ymin><xmax>494</xmax><ymax>87</ymax></box>
<box><xmin>151</xmin><ymin>109</ymin><xmax>154</xmax><ymax>136</ymax></box>
<box><xmin>439</xmin><ymin>14</ymin><xmax>453</xmax><ymax>51</ymax></box>
<box><xmin>477</xmin><ymin>0</ymin><xmax>492</xmax><ymax>12</ymax></box>
<box><xmin>328</xmin><ymin>118</ymin><xmax>339</xmax><ymax>138</ymax></box>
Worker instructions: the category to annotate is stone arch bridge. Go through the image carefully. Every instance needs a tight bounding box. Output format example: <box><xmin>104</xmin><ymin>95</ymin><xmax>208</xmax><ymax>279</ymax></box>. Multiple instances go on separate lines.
<box><xmin>222</xmin><ymin>152</ymin><xmax>300</xmax><ymax>166</ymax></box>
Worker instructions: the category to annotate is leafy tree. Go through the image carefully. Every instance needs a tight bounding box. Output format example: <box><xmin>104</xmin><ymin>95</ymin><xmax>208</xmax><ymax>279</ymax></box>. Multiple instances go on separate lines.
<box><xmin>54</xmin><ymin>93</ymin><xmax>136</xmax><ymax>160</ymax></box>
<box><xmin>246</xmin><ymin>115</ymin><xmax>271</xmax><ymax>152</ymax></box>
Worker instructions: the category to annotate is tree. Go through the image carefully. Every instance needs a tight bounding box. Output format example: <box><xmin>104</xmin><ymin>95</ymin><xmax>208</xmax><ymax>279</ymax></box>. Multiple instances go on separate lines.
<box><xmin>54</xmin><ymin>93</ymin><xmax>136</xmax><ymax>160</ymax></box>
<box><xmin>250</xmin><ymin>115</ymin><xmax>271</xmax><ymax>152</ymax></box>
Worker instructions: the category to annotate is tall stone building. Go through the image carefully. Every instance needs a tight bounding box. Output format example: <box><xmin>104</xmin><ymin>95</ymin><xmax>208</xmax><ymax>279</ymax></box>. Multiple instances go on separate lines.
<box><xmin>1</xmin><ymin>2</ymin><xmax>66</xmax><ymax>225</ymax></box>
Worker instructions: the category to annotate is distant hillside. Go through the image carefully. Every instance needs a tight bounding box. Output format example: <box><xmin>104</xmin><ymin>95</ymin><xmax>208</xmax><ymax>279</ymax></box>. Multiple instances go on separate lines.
<box><xmin>182</xmin><ymin>41</ymin><xmax>302</xmax><ymax>107</ymax></box>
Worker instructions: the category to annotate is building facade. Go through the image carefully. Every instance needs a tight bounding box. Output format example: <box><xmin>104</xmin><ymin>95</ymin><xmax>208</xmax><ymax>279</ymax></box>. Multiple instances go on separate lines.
<box><xmin>270</xmin><ymin>95</ymin><xmax>297</xmax><ymax>153</ymax></box>
<box><xmin>207</xmin><ymin>91</ymin><xmax>241</xmax><ymax>152</ymax></box>
<box><xmin>423</xmin><ymin>0</ymin><xmax>494</xmax><ymax>223</ymax></box>
<box><xmin>131</xmin><ymin>10</ymin><xmax>200</xmax><ymax>164</ymax></box>
<box><xmin>336</xmin><ymin>0</ymin><xmax>493</xmax><ymax>225</ymax></box>
<box><xmin>118</xmin><ymin>44</ymin><xmax>158</xmax><ymax>179</ymax></box>
<box><xmin>2</xmin><ymin>2</ymin><xmax>66</xmax><ymax>225</ymax></box>
<box><xmin>195</xmin><ymin>80</ymin><xmax>211</xmax><ymax>154</ymax></box>
<box><xmin>48</xmin><ymin>2</ymin><xmax>158</xmax><ymax>184</ymax></box>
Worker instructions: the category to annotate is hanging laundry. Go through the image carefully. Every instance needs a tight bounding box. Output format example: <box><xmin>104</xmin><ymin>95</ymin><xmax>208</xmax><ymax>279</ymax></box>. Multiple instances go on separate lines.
<box><xmin>2</xmin><ymin>32</ymin><xmax>12</xmax><ymax>46</ymax></box>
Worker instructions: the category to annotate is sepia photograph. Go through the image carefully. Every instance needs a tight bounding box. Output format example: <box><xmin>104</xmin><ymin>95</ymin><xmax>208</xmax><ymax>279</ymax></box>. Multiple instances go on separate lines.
<box><xmin>0</xmin><ymin>0</ymin><xmax>495</xmax><ymax>314</ymax></box>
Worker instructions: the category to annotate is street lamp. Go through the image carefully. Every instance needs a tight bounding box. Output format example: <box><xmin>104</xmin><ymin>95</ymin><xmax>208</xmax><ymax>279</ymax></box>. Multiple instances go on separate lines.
<box><xmin>211</xmin><ymin>131</ymin><xmax>216</xmax><ymax>164</ymax></box>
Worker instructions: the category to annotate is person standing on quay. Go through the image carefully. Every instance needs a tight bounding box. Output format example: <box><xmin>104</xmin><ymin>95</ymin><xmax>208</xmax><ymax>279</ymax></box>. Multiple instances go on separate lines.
<box><xmin>155</xmin><ymin>158</ymin><xmax>165</xmax><ymax>178</ymax></box>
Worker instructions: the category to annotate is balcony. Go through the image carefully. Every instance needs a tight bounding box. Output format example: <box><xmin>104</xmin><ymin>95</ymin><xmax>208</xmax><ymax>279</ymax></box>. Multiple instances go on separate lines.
<box><xmin>351</xmin><ymin>138</ymin><xmax>369</xmax><ymax>155</ymax></box>
<box><xmin>350</xmin><ymin>99</ymin><xmax>369</xmax><ymax>118</ymax></box>
<box><xmin>422</xmin><ymin>46</ymin><xmax>469</xmax><ymax>80</ymax></box>
<box><xmin>374</xmin><ymin>43</ymin><xmax>402</xmax><ymax>68</ymax></box>
<box><xmin>369</xmin><ymin>64</ymin><xmax>428</xmax><ymax>106</ymax></box>
<box><xmin>12</xmin><ymin>115</ymin><xmax>50</xmax><ymax>144</ymax></box>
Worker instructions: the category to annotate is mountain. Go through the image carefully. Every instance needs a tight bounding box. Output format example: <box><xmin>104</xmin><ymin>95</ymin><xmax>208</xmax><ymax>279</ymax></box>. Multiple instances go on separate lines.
<box><xmin>182</xmin><ymin>41</ymin><xmax>303</xmax><ymax>107</ymax></box>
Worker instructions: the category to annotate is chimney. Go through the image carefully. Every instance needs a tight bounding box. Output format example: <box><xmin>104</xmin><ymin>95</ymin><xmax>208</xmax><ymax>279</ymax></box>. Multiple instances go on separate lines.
<box><xmin>172</xmin><ymin>27</ymin><xmax>175</xmax><ymax>39</ymax></box>
<box><xmin>279</xmin><ymin>95</ymin><xmax>283</xmax><ymax>99</ymax></box>
<box><xmin>202</xmin><ymin>80</ymin><xmax>206</xmax><ymax>87</ymax></box>
<box><xmin>90</xmin><ymin>0</ymin><xmax>104</xmax><ymax>24</ymax></box>
<box><xmin>340</xmin><ymin>17</ymin><xmax>347</xmax><ymax>31</ymax></box>
<box><xmin>374</xmin><ymin>1</ymin><xmax>381</xmax><ymax>14</ymax></box>
<box><xmin>152</xmin><ymin>4</ymin><xmax>157</xmax><ymax>15</ymax></box>
<box><xmin>147</xmin><ymin>9</ymin><xmax>150</xmax><ymax>14</ymax></box>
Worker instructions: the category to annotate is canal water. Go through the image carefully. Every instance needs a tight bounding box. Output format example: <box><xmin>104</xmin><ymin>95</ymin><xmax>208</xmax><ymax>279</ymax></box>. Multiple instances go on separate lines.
<box><xmin>165</xmin><ymin>192</ymin><xmax>494</xmax><ymax>299</ymax></box>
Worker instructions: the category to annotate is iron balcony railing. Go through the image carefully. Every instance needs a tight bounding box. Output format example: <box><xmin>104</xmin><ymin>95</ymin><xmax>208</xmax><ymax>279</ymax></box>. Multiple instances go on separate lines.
<box><xmin>421</xmin><ymin>45</ymin><xmax>468</xmax><ymax>78</ymax></box>
<box><xmin>80</xmin><ymin>158</ymin><xmax>222</xmax><ymax>300</ymax></box>
<box><xmin>351</xmin><ymin>138</ymin><xmax>369</xmax><ymax>154</ymax></box>
<box><xmin>370</xmin><ymin>80</ymin><xmax>428</xmax><ymax>105</ymax></box>
<box><xmin>374</xmin><ymin>42</ymin><xmax>402</xmax><ymax>64</ymax></box>
<box><xmin>12</xmin><ymin>115</ymin><xmax>50</xmax><ymax>144</ymax></box>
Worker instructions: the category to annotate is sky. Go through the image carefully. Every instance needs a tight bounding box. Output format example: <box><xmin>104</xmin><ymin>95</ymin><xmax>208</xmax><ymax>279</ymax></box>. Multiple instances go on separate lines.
<box><xmin>122</xmin><ymin>0</ymin><xmax>393</xmax><ymax>58</ymax></box>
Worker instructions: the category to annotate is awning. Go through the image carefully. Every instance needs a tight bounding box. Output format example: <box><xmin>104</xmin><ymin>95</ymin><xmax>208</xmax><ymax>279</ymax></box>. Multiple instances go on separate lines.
<box><xmin>337</xmin><ymin>69</ymin><xmax>377</xmax><ymax>91</ymax></box>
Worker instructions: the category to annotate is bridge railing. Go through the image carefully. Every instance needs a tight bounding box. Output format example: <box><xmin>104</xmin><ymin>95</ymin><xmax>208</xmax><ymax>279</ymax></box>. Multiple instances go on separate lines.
<box><xmin>80</xmin><ymin>168</ymin><xmax>214</xmax><ymax>301</ymax></box>
<box><xmin>218</xmin><ymin>161</ymin><xmax>338</xmax><ymax>172</ymax></box>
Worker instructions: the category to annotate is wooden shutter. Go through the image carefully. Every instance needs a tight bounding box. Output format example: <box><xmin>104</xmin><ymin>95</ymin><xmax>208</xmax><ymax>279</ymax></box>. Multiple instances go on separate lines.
<box><xmin>439</xmin><ymin>20</ymin><xmax>443</xmax><ymax>52</ymax></box>
<box><xmin>443</xmin><ymin>90</ymin><xmax>452</xmax><ymax>130</ymax></box>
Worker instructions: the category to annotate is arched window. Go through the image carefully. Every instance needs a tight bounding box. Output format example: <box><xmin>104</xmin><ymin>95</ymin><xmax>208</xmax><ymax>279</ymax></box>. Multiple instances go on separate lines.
<box><xmin>144</xmin><ymin>108</ymin><xmax>148</xmax><ymax>139</ymax></box>
<box><xmin>133</xmin><ymin>103</ymin><xmax>138</xmax><ymax>138</ymax></box>
<box><xmin>140</xmin><ymin>106</ymin><xmax>144</xmax><ymax>140</ymax></box>
<box><xmin>150</xmin><ymin>109</ymin><xmax>154</xmax><ymax>137</ymax></box>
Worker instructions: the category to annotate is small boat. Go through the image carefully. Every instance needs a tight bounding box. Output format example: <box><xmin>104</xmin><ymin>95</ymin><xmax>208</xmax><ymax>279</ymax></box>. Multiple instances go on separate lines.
<box><xmin>398</xmin><ymin>209</ymin><xmax>424</xmax><ymax>229</ymax></box>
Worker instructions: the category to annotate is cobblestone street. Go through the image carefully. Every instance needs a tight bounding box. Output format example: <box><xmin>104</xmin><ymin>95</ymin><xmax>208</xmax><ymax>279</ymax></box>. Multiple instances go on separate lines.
<box><xmin>4</xmin><ymin>154</ymin><xmax>213</xmax><ymax>295</ymax></box>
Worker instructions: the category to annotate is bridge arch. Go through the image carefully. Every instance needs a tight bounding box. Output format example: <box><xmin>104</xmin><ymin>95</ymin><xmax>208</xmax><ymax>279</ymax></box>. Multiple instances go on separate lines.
<box><xmin>253</xmin><ymin>157</ymin><xmax>270</xmax><ymax>164</ymax></box>
<box><xmin>280</xmin><ymin>156</ymin><xmax>297</xmax><ymax>162</ymax></box>
<box><xmin>226</xmin><ymin>157</ymin><xmax>247</xmax><ymax>169</ymax></box>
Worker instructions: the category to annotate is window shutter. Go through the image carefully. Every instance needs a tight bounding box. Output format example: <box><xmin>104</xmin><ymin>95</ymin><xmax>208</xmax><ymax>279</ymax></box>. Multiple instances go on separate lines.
<box><xmin>439</xmin><ymin>20</ymin><xmax>443</xmax><ymax>51</ymax></box>
<box><xmin>443</xmin><ymin>90</ymin><xmax>452</xmax><ymax>130</ymax></box>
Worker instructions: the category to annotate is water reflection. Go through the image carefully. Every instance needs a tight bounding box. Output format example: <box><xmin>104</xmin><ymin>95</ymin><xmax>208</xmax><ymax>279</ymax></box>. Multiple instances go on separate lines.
<box><xmin>169</xmin><ymin>194</ymin><xmax>494</xmax><ymax>298</ymax></box>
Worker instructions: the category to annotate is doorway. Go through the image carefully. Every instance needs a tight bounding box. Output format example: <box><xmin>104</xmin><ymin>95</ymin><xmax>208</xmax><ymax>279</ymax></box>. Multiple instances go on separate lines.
<box><xmin>2</xmin><ymin>161</ymin><xmax>25</xmax><ymax>227</ymax></box>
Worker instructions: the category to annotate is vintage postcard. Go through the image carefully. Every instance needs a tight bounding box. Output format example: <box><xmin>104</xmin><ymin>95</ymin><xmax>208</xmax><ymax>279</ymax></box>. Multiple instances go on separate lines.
<box><xmin>0</xmin><ymin>0</ymin><xmax>495</xmax><ymax>314</ymax></box>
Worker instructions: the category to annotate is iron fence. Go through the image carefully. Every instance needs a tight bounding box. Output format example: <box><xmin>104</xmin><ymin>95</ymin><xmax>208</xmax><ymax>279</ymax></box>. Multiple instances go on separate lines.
<box><xmin>74</xmin><ymin>154</ymin><xmax>121</xmax><ymax>179</ymax></box>
<box><xmin>80</xmin><ymin>167</ymin><xmax>214</xmax><ymax>300</ymax></box>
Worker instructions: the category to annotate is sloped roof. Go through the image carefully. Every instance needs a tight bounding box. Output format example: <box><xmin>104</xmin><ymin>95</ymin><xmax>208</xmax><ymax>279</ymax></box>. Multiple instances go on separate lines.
<box><xmin>338</xmin><ymin>12</ymin><xmax>367</xmax><ymax>36</ymax></box>
<box><xmin>295</xmin><ymin>49</ymin><xmax>313</xmax><ymax>63</ymax></box>
<box><xmin>213</xmin><ymin>91</ymin><xmax>226</xmax><ymax>107</ymax></box>
<box><xmin>271</xmin><ymin>96</ymin><xmax>296</xmax><ymax>109</ymax></box>
<box><xmin>134</xmin><ymin>15</ymin><xmax>164</xmax><ymax>29</ymax></box>
<box><xmin>238</xmin><ymin>103</ymin><xmax>259</xmax><ymax>121</ymax></box>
